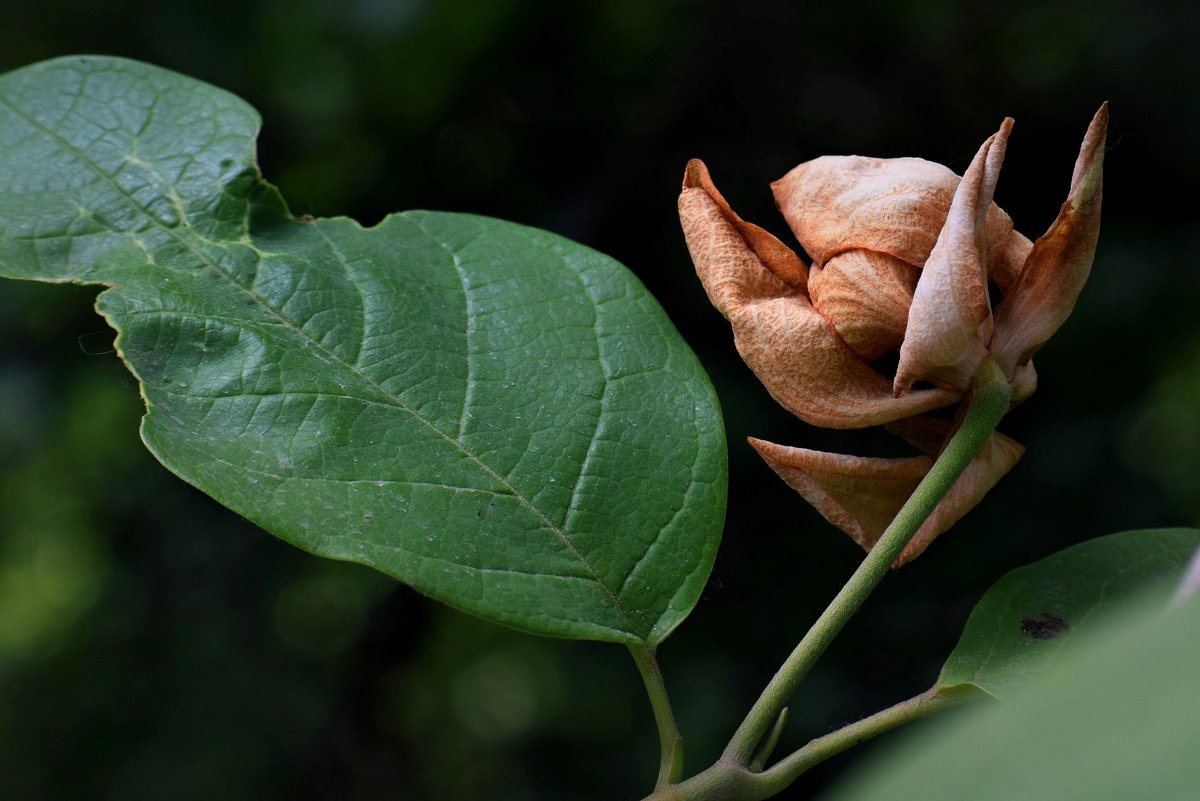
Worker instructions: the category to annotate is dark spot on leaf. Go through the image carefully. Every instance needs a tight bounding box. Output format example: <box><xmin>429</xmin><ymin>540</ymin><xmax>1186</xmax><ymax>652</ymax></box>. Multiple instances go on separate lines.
<box><xmin>1021</xmin><ymin>612</ymin><xmax>1070</xmax><ymax>640</ymax></box>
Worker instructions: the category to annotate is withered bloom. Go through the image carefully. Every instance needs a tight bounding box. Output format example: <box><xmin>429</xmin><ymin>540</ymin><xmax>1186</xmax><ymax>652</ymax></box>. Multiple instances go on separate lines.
<box><xmin>679</xmin><ymin>106</ymin><xmax>1106</xmax><ymax>564</ymax></box>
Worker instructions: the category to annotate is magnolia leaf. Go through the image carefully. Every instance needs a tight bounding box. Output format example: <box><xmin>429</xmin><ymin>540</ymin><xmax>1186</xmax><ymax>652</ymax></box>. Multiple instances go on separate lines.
<box><xmin>820</xmin><ymin>593</ymin><xmax>1200</xmax><ymax>801</ymax></box>
<box><xmin>0</xmin><ymin>56</ymin><xmax>727</xmax><ymax>645</ymax></box>
<box><xmin>938</xmin><ymin>528</ymin><xmax>1200</xmax><ymax>697</ymax></box>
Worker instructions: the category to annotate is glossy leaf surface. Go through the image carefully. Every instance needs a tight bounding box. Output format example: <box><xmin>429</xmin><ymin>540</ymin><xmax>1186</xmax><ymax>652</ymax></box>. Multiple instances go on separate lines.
<box><xmin>0</xmin><ymin>56</ymin><xmax>726</xmax><ymax>644</ymax></box>
<box><xmin>938</xmin><ymin>527</ymin><xmax>1200</xmax><ymax>697</ymax></box>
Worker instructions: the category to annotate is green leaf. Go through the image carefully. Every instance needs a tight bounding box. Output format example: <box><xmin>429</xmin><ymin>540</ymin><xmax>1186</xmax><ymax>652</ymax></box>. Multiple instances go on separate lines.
<box><xmin>938</xmin><ymin>528</ymin><xmax>1200</xmax><ymax>697</ymax></box>
<box><xmin>820</xmin><ymin>593</ymin><xmax>1200</xmax><ymax>801</ymax></box>
<box><xmin>0</xmin><ymin>56</ymin><xmax>727</xmax><ymax>645</ymax></box>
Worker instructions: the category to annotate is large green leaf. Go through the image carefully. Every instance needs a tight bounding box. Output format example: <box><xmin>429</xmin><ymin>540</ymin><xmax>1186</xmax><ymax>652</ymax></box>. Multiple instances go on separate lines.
<box><xmin>938</xmin><ymin>528</ymin><xmax>1200</xmax><ymax>697</ymax></box>
<box><xmin>820</xmin><ymin>592</ymin><xmax>1200</xmax><ymax>801</ymax></box>
<box><xmin>0</xmin><ymin>56</ymin><xmax>726</xmax><ymax>645</ymax></box>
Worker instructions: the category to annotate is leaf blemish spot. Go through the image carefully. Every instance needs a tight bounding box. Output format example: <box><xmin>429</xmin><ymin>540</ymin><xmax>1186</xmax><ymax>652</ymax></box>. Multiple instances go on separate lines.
<box><xmin>1020</xmin><ymin>612</ymin><xmax>1070</xmax><ymax>640</ymax></box>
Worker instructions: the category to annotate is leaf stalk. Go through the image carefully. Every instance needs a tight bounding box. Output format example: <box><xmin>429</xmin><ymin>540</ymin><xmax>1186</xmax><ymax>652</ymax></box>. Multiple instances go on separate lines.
<box><xmin>630</xmin><ymin>643</ymin><xmax>686</xmax><ymax>788</ymax></box>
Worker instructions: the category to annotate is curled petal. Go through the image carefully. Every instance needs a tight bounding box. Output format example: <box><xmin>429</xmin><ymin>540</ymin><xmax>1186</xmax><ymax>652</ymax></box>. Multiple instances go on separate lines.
<box><xmin>772</xmin><ymin>155</ymin><xmax>1025</xmax><ymax>279</ymax></box>
<box><xmin>895</xmin><ymin>119</ymin><xmax>1013</xmax><ymax>395</ymax></box>
<box><xmin>683</xmin><ymin>159</ymin><xmax>809</xmax><ymax>290</ymax></box>
<box><xmin>750</xmin><ymin>430</ymin><xmax>1024</xmax><ymax>566</ymax></box>
<box><xmin>679</xmin><ymin>166</ymin><xmax>959</xmax><ymax>428</ymax></box>
<box><xmin>991</xmin><ymin>103</ymin><xmax>1107</xmax><ymax>375</ymax></box>
<box><xmin>809</xmin><ymin>249</ymin><xmax>919</xmax><ymax>362</ymax></box>
<box><xmin>727</xmin><ymin>298</ymin><xmax>957</xmax><ymax>427</ymax></box>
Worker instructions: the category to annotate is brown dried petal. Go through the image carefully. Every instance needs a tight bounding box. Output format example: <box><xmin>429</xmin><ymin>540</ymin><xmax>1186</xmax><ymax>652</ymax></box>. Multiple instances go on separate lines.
<box><xmin>773</xmin><ymin>156</ymin><xmax>956</xmax><ymax>268</ymax></box>
<box><xmin>679</xmin><ymin>169</ymin><xmax>959</xmax><ymax>428</ymax></box>
<box><xmin>728</xmin><ymin>297</ymin><xmax>959</xmax><ymax>428</ymax></box>
<box><xmin>809</xmin><ymin>249</ymin><xmax>920</xmax><ymax>362</ymax></box>
<box><xmin>991</xmin><ymin>103</ymin><xmax>1107</xmax><ymax>375</ymax></box>
<box><xmin>895</xmin><ymin>119</ymin><xmax>1013</xmax><ymax>395</ymax></box>
<box><xmin>683</xmin><ymin>159</ymin><xmax>809</xmax><ymax>290</ymax></box>
<box><xmin>772</xmin><ymin>155</ymin><xmax>1026</xmax><ymax>280</ymax></box>
<box><xmin>749</xmin><ymin>437</ymin><xmax>928</xmax><ymax>552</ymax></box>
<box><xmin>750</xmin><ymin>430</ymin><xmax>1024</xmax><ymax>566</ymax></box>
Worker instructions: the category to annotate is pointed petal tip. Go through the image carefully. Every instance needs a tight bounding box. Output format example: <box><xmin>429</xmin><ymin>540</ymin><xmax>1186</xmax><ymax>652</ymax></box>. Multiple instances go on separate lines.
<box><xmin>683</xmin><ymin>158</ymin><xmax>709</xmax><ymax>190</ymax></box>
<box><xmin>991</xmin><ymin>116</ymin><xmax>1015</xmax><ymax>153</ymax></box>
<box><xmin>1070</xmin><ymin>103</ymin><xmax>1108</xmax><ymax>192</ymax></box>
<box><xmin>986</xmin><ymin>118</ymin><xmax>1014</xmax><ymax>182</ymax></box>
<box><xmin>1085</xmin><ymin>102</ymin><xmax>1109</xmax><ymax>150</ymax></box>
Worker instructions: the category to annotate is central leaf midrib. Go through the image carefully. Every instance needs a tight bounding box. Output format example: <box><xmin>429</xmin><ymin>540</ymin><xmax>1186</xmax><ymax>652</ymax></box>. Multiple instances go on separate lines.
<box><xmin>0</xmin><ymin>83</ymin><xmax>648</xmax><ymax>638</ymax></box>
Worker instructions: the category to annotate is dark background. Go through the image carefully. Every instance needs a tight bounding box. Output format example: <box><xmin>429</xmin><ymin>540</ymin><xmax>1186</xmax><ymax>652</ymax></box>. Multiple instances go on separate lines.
<box><xmin>1</xmin><ymin>1</ymin><xmax>1198</xmax><ymax>799</ymax></box>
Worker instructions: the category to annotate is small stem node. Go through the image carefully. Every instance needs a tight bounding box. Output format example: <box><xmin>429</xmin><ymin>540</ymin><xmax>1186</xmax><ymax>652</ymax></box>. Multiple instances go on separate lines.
<box><xmin>749</xmin><ymin>707</ymin><xmax>788</xmax><ymax>772</ymax></box>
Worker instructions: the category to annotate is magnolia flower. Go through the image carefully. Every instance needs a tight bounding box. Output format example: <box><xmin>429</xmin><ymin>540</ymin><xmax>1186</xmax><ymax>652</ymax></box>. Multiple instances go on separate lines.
<box><xmin>679</xmin><ymin>105</ymin><xmax>1106</xmax><ymax>564</ymax></box>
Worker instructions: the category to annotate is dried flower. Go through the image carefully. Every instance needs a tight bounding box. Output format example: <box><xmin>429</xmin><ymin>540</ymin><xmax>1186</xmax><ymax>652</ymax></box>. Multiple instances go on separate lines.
<box><xmin>679</xmin><ymin>106</ymin><xmax>1107</xmax><ymax>564</ymax></box>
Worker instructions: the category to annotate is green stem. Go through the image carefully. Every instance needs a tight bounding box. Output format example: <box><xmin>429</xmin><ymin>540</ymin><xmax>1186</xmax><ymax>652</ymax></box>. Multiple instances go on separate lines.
<box><xmin>721</xmin><ymin>359</ymin><xmax>1011</xmax><ymax>767</ymax></box>
<box><xmin>630</xmin><ymin>643</ymin><xmax>685</xmax><ymax>788</ymax></box>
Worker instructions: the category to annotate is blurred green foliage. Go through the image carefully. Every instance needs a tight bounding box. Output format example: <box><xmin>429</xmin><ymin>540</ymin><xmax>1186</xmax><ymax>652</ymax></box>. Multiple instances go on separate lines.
<box><xmin>1</xmin><ymin>0</ymin><xmax>1198</xmax><ymax>799</ymax></box>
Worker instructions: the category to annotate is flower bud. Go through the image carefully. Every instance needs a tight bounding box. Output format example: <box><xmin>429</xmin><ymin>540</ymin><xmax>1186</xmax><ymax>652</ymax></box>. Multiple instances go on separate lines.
<box><xmin>679</xmin><ymin>106</ymin><xmax>1107</xmax><ymax>563</ymax></box>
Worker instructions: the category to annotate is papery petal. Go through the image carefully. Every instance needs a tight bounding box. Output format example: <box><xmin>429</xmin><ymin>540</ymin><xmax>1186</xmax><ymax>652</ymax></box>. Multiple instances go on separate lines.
<box><xmin>750</xmin><ymin>430</ymin><xmax>1024</xmax><ymax>566</ymax></box>
<box><xmin>809</xmin><ymin>249</ymin><xmax>919</xmax><ymax>362</ymax></box>
<box><xmin>895</xmin><ymin>119</ymin><xmax>1013</xmax><ymax>395</ymax></box>
<box><xmin>683</xmin><ymin>159</ymin><xmax>809</xmax><ymax>290</ymax></box>
<box><xmin>990</xmin><ymin>103</ymin><xmax>1107</xmax><ymax>375</ymax></box>
<box><xmin>772</xmin><ymin>155</ymin><xmax>1026</xmax><ymax>278</ymax></box>
<box><xmin>749</xmin><ymin>437</ymin><xmax>928</xmax><ymax>552</ymax></box>
<box><xmin>679</xmin><ymin>164</ymin><xmax>959</xmax><ymax>428</ymax></box>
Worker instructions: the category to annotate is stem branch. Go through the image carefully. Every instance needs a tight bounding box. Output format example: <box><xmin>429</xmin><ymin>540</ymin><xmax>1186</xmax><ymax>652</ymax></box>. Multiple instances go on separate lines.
<box><xmin>752</xmin><ymin>685</ymin><xmax>977</xmax><ymax>793</ymax></box>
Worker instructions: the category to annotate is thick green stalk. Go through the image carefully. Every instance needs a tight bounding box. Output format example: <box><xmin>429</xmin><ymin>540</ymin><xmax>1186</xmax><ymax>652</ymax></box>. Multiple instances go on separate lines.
<box><xmin>721</xmin><ymin>359</ymin><xmax>1011</xmax><ymax>766</ymax></box>
<box><xmin>630</xmin><ymin>643</ymin><xmax>686</xmax><ymax>788</ymax></box>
